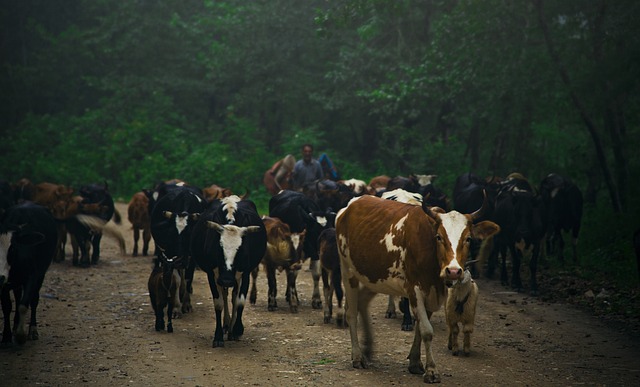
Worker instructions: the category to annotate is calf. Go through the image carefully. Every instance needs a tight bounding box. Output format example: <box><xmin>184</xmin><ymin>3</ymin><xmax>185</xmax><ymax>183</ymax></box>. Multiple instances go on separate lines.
<box><xmin>148</xmin><ymin>256</ymin><xmax>186</xmax><ymax>333</ymax></box>
<box><xmin>318</xmin><ymin>227</ymin><xmax>346</xmax><ymax>327</ymax></box>
<box><xmin>190</xmin><ymin>195</ymin><xmax>266</xmax><ymax>347</ymax></box>
<box><xmin>445</xmin><ymin>270</ymin><xmax>479</xmax><ymax>356</ymax></box>
<box><xmin>336</xmin><ymin>195</ymin><xmax>499</xmax><ymax>383</ymax></box>
<box><xmin>128</xmin><ymin>191</ymin><xmax>151</xmax><ymax>257</ymax></box>
<box><xmin>202</xmin><ymin>184</ymin><xmax>234</xmax><ymax>203</ymax></box>
<box><xmin>250</xmin><ymin>216</ymin><xmax>305</xmax><ymax>312</ymax></box>
<box><xmin>1</xmin><ymin>202</ymin><xmax>57</xmax><ymax>344</ymax></box>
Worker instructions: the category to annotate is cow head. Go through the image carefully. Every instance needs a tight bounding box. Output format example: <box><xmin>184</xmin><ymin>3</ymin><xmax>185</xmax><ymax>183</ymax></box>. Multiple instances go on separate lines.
<box><xmin>206</xmin><ymin>221</ymin><xmax>262</xmax><ymax>287</ymax></box>
<box><xmin>425</xmin><ymin>201</ymin><xmax>500</xmax><ymax>287</ymax></box>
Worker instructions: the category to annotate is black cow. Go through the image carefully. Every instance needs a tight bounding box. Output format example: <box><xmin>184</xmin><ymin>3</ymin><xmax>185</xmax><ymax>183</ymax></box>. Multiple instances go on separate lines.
<box><xmin>268</xmin><ymin>190</ymin><xmax>330</xmax><ymax>309</ymax></box>
<box><xmin>76</xmin><ymin>182</ymin><xmax>122</xmax><ymax>264</ymax></box>
<box><xmin>190</xmin><ymin>195</ymin><xmax>266</xmax><ymax>347</ymax></box>
<box><xmin>386</xmin><ymin>174</ymin><xmax>449</xmax><ymax>210</ymax></box>
<box><xmin>539</xmin><ymin>173</ymin><xmax>583</xmax><ymax>263</ymax></box>
<box><xmin>489</xmin><ymin>177</ymin><xmax>546</xmax><ymax>295</ymax></box>
<box><xmin>302</xmin><ymin>179</ymin><xmax>354</xmax><ymax>213</ymax></box>
<box><xmin>1</xmin><ymin>202</ymin><xmax>57</xmax><ymax>344</ymax></box>
<box><xmin>150</xmin><ymin>186</ymin><xmax>207</xmax><ymax>314</ymax></box>
<box><xmin>0</xmin><ymin>180</ymin><xmax>14</xmax><ymax>214</ymax></box>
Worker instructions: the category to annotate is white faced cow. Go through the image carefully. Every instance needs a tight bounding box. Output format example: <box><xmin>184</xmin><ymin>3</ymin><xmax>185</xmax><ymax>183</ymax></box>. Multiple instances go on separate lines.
<box><xmin>336</xmin><ymin>195</ymin><xmax>499</xmax><ymax>383</ymax></box>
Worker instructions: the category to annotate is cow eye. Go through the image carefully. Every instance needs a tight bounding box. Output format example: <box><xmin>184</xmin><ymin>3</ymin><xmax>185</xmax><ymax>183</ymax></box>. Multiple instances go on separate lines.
<box><xmin>466</xmin><ymin>237</ymin><xmax>472</xmax><ymax>244</ymax></box>
<box><xmin>436</xmin><ymin>234</ymin><xmax>442</xmax><ymax>242</ymax></box>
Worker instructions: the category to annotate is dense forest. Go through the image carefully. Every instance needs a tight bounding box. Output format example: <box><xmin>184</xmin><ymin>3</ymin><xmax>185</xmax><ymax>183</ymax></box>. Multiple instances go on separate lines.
<box><xmin>1</xmin><ymin>1</ymin><xmax>638</xmax><ymax>288</ymax></box>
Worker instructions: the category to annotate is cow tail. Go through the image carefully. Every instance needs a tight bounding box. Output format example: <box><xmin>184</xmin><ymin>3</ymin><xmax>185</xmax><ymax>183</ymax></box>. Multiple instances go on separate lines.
<box><xmin>113</xmin><ymin>208</ymin><xmax>122</xmax><ymax>224</ymax></box>
<box><xmin>75</xmin><ymin>214</ymin><xmax>127</xmax><ymax>255</ymax></box>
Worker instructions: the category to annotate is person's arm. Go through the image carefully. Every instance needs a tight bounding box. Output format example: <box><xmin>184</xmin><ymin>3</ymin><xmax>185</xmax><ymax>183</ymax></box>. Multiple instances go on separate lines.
<box><xmin>314</xmin><ymin>160</ymin><xmax>323</xmax><ymax>180</ymax></box>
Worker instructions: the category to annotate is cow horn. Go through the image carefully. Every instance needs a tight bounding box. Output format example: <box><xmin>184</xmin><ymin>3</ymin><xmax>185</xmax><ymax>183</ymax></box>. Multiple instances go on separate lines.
<box><xmin>163</xmin><ymin>210</ymin><xmax>173</xmax><ymax>219</ymax></box>
<box><xmin>206</xmin><ymin>221</ymin><xmax>224</xmax><ymax>233</ymax></box>
<box><xmin>245</xmin><ymin>225</ymin><xmax>262</xmax><ymax>234</ymax></box>
<box><xmin>470</xmin><ymin>190</ymin><xmax>488</xmax><ymax>221</ymax></box>
<box><xmin>240</xmin><ymin>188</ymin><xmax>250</xmax><ymax>199</ymax></box>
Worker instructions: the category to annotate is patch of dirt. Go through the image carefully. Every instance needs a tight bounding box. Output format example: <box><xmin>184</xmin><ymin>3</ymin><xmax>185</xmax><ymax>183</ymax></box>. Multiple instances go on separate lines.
<box><xmin>2</xmin><ymin>203</ymin><xmax>639</xmax><ymax>386</ymax></box>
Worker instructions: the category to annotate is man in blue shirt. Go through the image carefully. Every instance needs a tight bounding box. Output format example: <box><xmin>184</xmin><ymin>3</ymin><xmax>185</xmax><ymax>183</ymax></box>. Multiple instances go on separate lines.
<box><xmin>292</xmin><ymin>143</ymin><xmax>323</xmax><ymax>191</ymax></box>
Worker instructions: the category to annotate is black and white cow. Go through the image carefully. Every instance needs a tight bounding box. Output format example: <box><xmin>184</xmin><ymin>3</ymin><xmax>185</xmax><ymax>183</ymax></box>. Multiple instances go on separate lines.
<box><xmin>1</xmin><ymin>202</ymin><xmax>57</xmax><ymax>344</ymax></box>
<box><xmin>150</xmin><ymin>185</ymin><xmax>207</xmax><ymax>313</ymax></box>
<box><xmin>268</xmin><ymin>190</ymin><xmax>330</xmax><ymax>309</ymax></box>
<box><xmin>76</xmin><ymin>182</ymin><xmax>122</xmax><ymax>264</ymax></box>
<box><xmin>190</xmin><ymin>195</ymin><xmax>266</xmax><ymax>347</ymax></box>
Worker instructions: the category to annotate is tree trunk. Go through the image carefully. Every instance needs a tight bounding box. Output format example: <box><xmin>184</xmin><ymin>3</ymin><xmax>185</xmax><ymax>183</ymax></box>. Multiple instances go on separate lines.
<box><xmin>532</xmin><ymin>0</ymin><xmax>622</xmax><ymax>212</ymax></box>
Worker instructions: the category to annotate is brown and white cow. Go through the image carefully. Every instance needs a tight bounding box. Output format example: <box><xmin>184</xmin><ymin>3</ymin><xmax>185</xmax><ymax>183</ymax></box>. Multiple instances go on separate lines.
<box><xmin>336</xmin><ymin>195</ymin><xmax>499</xmax><ymax>383</ymax></box>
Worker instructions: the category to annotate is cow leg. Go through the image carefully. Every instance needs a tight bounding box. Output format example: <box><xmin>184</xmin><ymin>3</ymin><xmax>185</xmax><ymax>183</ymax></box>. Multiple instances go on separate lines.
<box><xmin>462</xmin><ymin>321</ymin><xmax>474</xmax><ymax>356</ymax></box>
<box><xmin>249</xmin><ymin>266</ymin><xmax>259</xmax><ymax>305</ymax></box>
<box><xmin>529</xmin><ymin>242</ymin><xmax>541</xmax><ymax>296</ymax></box>
<box><xmin>266</xmin><ymin>263</ymin><xmax>278</xmax><ymax>311</ymax></box>
<box><xmin>557</xmin><ymin>231</ymin><xmax>566</xmax><ymax>262</ymax></box>
<box><xmin>286</xmin><ymin>267</ymin><xmax>300</xmax><ymax>313</ymax></box>
<box><xmin>412</xmin><ymin>292</ymin><xmax>441</xmax><ymax>384</ymax></box>
<box><xmin>344</xmin><ymin>274</ymin><xmax>366</xmax><ymax>368</ymax></box>
<box><xmin>206</xmin><ymin>272</ymin><xmax>225</xmax><ymax>347</ymax></box>
<box><xmin>1</xmin><ymin>288</ymin><xmax>12</xmax><ymax>344</ymax></box>
<box><xmin>399</xmin><ymin>297</ymin><xmax>414</xmax><ymax>331</ymax></box>
<box><xmin>25</xmin><ymin>275</ymin><xmax>46</xmax><ymax>341</ymax></box>
<box><xmin>333</xmin><ymin>269</ymin><xmax>346</xmax><ymax>328</ymax></box>
<box><xmin>142</xmin><ymin>226</ymin><xmax>151</xmax><ymax>256</ymax></box>
<box><xmin>358</xmin><ymin>287</ymin><xmax>376</xmax><ymax>361</ymax></box>
<box><xmin>222</xmin><ymin>287</ymin><xmax>231</xmax><ymax>331</ymax></box>
<box><xmin>322</xmin><ymin>267</ymin><xmax>333</xmax><ymax>323</ymax></box>
<box><xmin>310</xmin><ymin>259</ymin><xmax>322</xmax><ymax>309</ymax></box>
<box><xmin>448</xmin><ymin>322</ymin><xmax>460</xmax><ymax>356</ymax></box>
<box><xmin>182</xmin><ymin>257</ymin><xmax>195</xmax><ymax>314</ymax></box>
<box><xmin>132</xmin><ymin>227</ymin><xmax>140</xmax><ymax>257</ymax></box>
<box><xmin>228</xmin><ymin>273</ymin><xmax>249</xmax><ymax>341</ymax></box>
<box><xmin>511</xmin><ymin>246</ymin><xmax>524</xmax><ymax>292</ymax></box>
<box><xmin>386</xmin><ymin>295</ymin><xmax>397</xmax><ymax>318</ymax></box>
<box><xmin>90</xmin><ymin>232</ymin><xmax>102</xmax><ymax>264</ymax></box>
<box><xmin>54</xmin><ymin>224</ymin><xmax>66</xmax><ymax>262</ymax></box>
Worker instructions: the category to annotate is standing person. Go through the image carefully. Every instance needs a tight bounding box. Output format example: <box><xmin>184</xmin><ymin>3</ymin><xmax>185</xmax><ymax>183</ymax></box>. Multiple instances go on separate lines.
<box><xmin>291</xmin><ymin>143</ymin><xmax>323</xmax><ymax>191</ymax></box>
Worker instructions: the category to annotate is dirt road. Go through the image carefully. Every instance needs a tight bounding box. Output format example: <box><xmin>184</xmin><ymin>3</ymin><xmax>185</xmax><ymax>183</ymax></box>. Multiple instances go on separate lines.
<box><xmin>2</xmin><ymin>203</ymin><xmax>639</xmax><ymax>386</ymax></box>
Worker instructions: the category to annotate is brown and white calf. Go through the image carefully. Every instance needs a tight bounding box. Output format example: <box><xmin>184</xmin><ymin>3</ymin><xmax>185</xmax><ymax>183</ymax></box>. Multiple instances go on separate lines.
<box><xmin>250</xmin><ymin>216</ymin><xmax>306</xmax><ymax>312</ymax></box>
<box><xmin>445</xmin><ymin>269</ymin><xmax>479</xmax><ymax>356</ymax></box>
<box><xmin>336</xmin><ymin>195</ymin><xmax>498</xmax><ymax>383</ymax></box>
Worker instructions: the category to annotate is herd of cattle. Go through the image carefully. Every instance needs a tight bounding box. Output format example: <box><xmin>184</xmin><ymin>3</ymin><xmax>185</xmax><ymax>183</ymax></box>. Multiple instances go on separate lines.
<box><xmin>0</xmin><ymin>171</ymin><xmax>583</xmax><ymax>383</ymax></box>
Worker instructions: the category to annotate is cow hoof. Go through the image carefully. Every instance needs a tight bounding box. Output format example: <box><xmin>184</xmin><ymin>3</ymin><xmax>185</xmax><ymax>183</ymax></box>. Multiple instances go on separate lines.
<box><xmin>530</xmin><ymin>289</ymin><xmax>539</xmax><ymax>297</ymax></box>
<box><xmin>15</xmin><ymin>333</ymin><xmax>27</xmax><ymax>345</ymax></box>
<box><xmin>423</xmin><ymin>370</ymin><xmax>441</xmax><ymax>384</ymax></box>
<box><xmin>132</xmin><ymin>251</ymin><xmax>138</xmax><ymax>257</ymax></box>
<box><xmin>268</xmin><ymin>305</ymin><xmax>277</xmax><ymax>311</ymax></box>
<box><xmin>312</xmin><ymin>299</ymin><xmax>322</xmax><ymax>309</ymax></box>
<box><xmin>401</xmin><ymin>323</ymin><xmax>413</xmax><ymax>331</ymax></box>
<box><xmin>385</xmin><ymin>311</ymin><xmax>397</xmax><ymax>319</ymax></box>
<box><xmin>408</xmin><ymin>363</ymin><xmax>425</xmax><ymax>375</ymax></box>
<box><xmin>463</xmin><ymin>351</ymin><xmax>471</xmax><ymax>357</ymax></box>
<box><xmin>352</xmin><ymin>359</ymin><xmax>368</xmax><ymax>369</ymax></box>
<box><xmin>212</xmin><ymin>340</ymin><xmax>224</xmax><ymax>348</ymax></box>
<box><xmin>28</xmin><ymin>327</ymin><xmax>39</xmax><ymax>341</ymax></box>
<box><xmin>182</xmin><ymin>303</ymin><xmax>192</xmax><ymax>314</ymax></box>
<box><xmin>452</xmin><ymin>350</ymin><xmax>459</xmax><ymax>356</ymax></box>
<box><xmin>167</xmin><ymin>324</ymin><xmax>173</xmax><ymax>333</ymax></box>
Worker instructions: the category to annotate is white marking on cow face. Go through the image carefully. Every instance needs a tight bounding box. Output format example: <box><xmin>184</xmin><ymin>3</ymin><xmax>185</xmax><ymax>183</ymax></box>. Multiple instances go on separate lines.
<box><xmin>314</xmin><ymin>215</ymin><xmax>327</xmax><ymax>227</ymax></box>
<box><xmin>439</xmin><ymin>211</ymin><xmax>468</xmax><ymax>279</ymax></box>
<box><xmin>221</xmin><ymin>195</ymin><xmax>241</xmax><ymax>223</ymax></box>
<box><xmin>291</xmin><ymin>233</ymin><xmax>302</xmax><ymax>251</ymax></box>
<box><xmin>175</xmin><ymin>214</ymin><xmax>188</xmax><ymax>234</ymax></box>
<box><xmin>416</xmin><ymin>174</ymin><xmax>437</xmax><ymax>186</ymax></box>
<box><xmin>380</xmin><ymin>214</ymin><xmax>408</xmax><ymax>258</ymax></box>
<box><xmin>0</xmin><ymin>233</ymin><xmax>12</xmax><ymax>283</ymax></box>
<box><xmin>216</xmin><ymin>224</ymin><xmax>247</xmax><ymax>271</ymax></box>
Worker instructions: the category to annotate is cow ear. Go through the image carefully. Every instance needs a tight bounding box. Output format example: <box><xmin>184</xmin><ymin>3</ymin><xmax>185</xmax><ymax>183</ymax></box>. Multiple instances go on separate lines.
<box><xmin>14</xmin><ymin>231</ymin><xmax>46</xmax><ymax>246</ymax></box>
<box><xmin>472</xmin><ymin>221</ymin><xmax>500</xmax><ymax>240</ymax></box>
<box><xmin>190</xmin><ymin>213</ymin><xmax>200</xmax><ymax>221</ymax></box>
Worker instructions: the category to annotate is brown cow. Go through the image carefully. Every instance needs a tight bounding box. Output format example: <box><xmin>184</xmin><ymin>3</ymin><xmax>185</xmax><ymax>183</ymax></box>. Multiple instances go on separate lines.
<box><xmin>202</xmin><ymin>184</ymin><xmax>234</xmax><ymax>203</ymax></box>
<box><xmin>249</xmin><ymin>216</ymin><xmax>306</xmax><ymax>312</ymax></box>
<box><xmin>336</xmin><ymin>195</ymin><xmax>499</xmax><ymax>383</ymax></box>
<box><xmin>128</xmin><ymin>191</ymin><xmax>151</xmax><ymax>257</ymax></box>
<box><xmin>33</xmin><ymin>182</ymin><xmax>75</xmax><ymax>262</ymax></box>
<box><xmin>368</xmin><ymin>175</ymin><xmax>390</xmax><ymax>193</ymax></box>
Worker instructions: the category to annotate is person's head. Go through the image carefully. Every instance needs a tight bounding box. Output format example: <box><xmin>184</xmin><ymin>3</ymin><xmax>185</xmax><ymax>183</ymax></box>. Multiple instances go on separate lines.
<box><xmin>301</xmin><ymin>144</ymin><xmax>313</xmax><ymax>163</ymax></box>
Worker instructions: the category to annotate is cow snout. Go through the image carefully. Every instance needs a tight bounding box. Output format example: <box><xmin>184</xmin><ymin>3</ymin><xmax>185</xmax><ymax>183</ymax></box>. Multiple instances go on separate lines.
<box><xmin>217</xmin><ymin>276</ymin><xmax>236</xmax><ymax>288</ymax></box>
<box><xmin>445</xmin><ymin>266</ymin><xmax>463</xmax><ymax>287</ymax></box>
